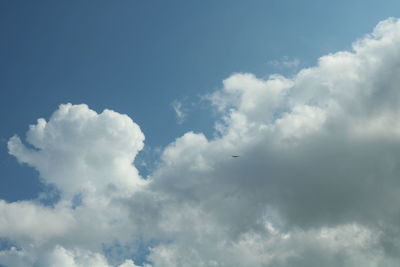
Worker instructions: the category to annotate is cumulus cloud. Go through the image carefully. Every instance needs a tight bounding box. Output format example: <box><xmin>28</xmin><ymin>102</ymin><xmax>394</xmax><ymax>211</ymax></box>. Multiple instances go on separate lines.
<box><xmin>3</xmin><ymin>17</ymin><xmax>400</xmax><ymax>266</ymax></box>
<box><xmin>3</xmin><ymin>104</ymin><xmax>147</xmax><ymax>266</ymax></box>
<box><xmin>8</xmin><ymin>103</ymin><xmax>146</xmax><ymax>200</ymax></box>
<box><xmin>0</xmin><ymin>200</ymin><xmax>74</xmax><ymax>244</ymax></box>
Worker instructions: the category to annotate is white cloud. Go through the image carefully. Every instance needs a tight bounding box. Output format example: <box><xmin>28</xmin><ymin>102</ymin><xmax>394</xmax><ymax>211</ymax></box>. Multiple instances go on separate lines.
<box><xmin>146</xmin><ymin>17</ymin><xmax>400</xmax><ymax>265</ymax></box>
<box><xmin>171</xmin><ymin>100</ymin><xmax>186</xmax><ymax>124</ymax></box>
<box><xmin>3</xmin><ymin>17</ymin><xmax>400</xmax><ymax>267</ymax></box>
<box><xmin>3</xmin><ymin>104</ymin><xmax>148</xmax><ymax>266</ymax></box>
<box><xmin>8</xmin><ymin>103</ymin><xmax>146</xmax><ymax>200</ymax></box>
<box><xmin>267</xmin><ymin>56</ymin><xmax>300</xmax><ymax>69</ymax></box>
<box><xmin>0</xmin><ymin>200</ymin><xmax>74</xmax><ymax>244</ymax></box>
<box><xmin>42</xmin><ymin>246</ymin><xmax>112</xmax><ymax>267</ymax></box>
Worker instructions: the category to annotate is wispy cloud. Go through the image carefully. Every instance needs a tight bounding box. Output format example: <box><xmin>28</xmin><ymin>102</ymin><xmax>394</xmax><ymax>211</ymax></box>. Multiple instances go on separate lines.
<box><xmin>171</xmin><ymin>100</ymin><xmax>186</xmax><ymax>124</ymax></box>
<box><xmin>267</xmin><ymin>56</ymin><xmax>300</xmax><ymax>69</ymax></box>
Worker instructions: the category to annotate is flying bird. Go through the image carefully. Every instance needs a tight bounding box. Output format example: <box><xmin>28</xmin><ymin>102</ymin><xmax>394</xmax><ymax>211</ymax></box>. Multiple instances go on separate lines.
<box><xmin>232</xmin><ymin>155</ymin><xmax>240</xmax><ymax>158</ymax></box>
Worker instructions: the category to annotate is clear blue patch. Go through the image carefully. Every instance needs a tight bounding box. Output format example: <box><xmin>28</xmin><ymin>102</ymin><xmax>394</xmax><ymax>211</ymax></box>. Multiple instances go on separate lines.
<box><xmin>37</xmin><ymin>184</ymin><xmax>61</xmax><ymax>208</ymax></box>
<box><xmin>0</xmin><ymin>237</ymin><xmax>18</xmax><ymax>251</ymax></box>
<box><xmin>272</xmin><ymin>107</ymin><xmax>291</xmax><ymax>122</ymax></box>
<box><xmin>71</xmin><ymin>193</ymin><xmax>83</xmax><ymax>209</ymax></box>
<box><xmin>102</xmin><ymin>238</ymin><xmax>162</xmax><ymax>266</ymax></box>
<box><xmin>134</xmin><ymin>146</ymin><xmax>162</xmax><ymax>179</ymax></box>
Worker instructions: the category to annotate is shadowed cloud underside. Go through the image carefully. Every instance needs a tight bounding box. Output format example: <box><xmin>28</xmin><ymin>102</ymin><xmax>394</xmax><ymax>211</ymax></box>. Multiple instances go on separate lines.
<box><xmin>2</xmin><ymin>18</ymin><xmax>400</xmax><ymax>267</ymax></box>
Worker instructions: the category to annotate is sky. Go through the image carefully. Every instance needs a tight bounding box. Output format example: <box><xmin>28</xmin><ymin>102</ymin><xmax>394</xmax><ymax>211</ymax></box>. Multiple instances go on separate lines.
<box><xmin>2</xmin><ymin>0</ymin><xmax>400</xmax><ymax>266</ymax></box>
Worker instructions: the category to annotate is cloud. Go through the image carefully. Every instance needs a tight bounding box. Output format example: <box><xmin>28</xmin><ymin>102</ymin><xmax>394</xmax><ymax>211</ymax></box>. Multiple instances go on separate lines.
<box><xmin>8</xmin><ymin>103</ymin><xmax>146</xmax><ymax>200</ymax></box>
<box><xmin>267</xmin><ymin>56</ymin><xmax>300</xmax><ymax>69</ymax></box>
<box><xmin>0</xmin><ymin>245</ymin><xmax>145</xmax><ymax>267</ymax></box>
<box><xmin>4</xmin><ymin>104</ymin><xmax>147</xmax><ymax>266</ymax></box>
<box><xmin>3</xmin><ymin>17</ymin><xmax>400</xmax><ymax>266</ymax></box>
<box><xmin>148</xmin><ymin>17</ymin><xmax>400</xmax><ymax>265</ymax></box>
<box><xmin>171</xmin><ymin>100</ymin><xmax>186</xmax><ymax>124</ymax></box>
<box><xmin>0</xmin><ymin>200</ymin><xmax>74</xmax><ymax>244</ymax></box>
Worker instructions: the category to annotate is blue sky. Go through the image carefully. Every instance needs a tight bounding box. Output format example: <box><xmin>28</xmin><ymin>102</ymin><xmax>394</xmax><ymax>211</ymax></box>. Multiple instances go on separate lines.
<box><xmin>2</xmin><ymin>0</ymin><xmax>399</xmax><ymax>201</ymax></box>
<box><xmin>3</xmin><ymin>1</ymin><xmax>400</xmax><ymax>266</ymax></box>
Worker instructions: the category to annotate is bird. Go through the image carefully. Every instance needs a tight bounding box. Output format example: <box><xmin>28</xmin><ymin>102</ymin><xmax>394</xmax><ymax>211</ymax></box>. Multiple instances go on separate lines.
<box><xmin>232</xmin><ymin>155</ymin><xmax>240</xmax><ymax>158</ymax></box>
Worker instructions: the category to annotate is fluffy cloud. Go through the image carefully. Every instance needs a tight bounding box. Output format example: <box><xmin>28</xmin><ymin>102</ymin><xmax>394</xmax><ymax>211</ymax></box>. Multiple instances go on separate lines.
<box><xmin>3</xmin><ymin>104</ymin><xmax>147</xmax><ymax>266</ymax></box>
<box><xmin>0</xmin><ymin>245</ymin><xmax>145</xmax><ymax>267</ymax></box>
<box><xmin>0</xmin><ymin>200</ymin><xmax>73</xmax><ymax>244</ymax></box>
<box><xmin>148</xmin><ymin>17</ymin><xmax>400</xmax><ymax>265</ymax></box>
<box><xmin>3</xmin><ymin>17</ymin><xmax>400</xmax><ymax>266</ymax></box>
<box><xmin>8</xmin><ymin>103</ymin><xmax>146</xmax><ymax>200</ymax></box>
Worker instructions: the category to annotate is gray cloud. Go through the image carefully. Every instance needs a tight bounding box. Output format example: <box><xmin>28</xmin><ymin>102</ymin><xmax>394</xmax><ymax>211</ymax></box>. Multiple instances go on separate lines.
<box><xmin>3</xmin><ymin>17</ymin><xmax>400</xmax><ymax>267</ymax></box>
